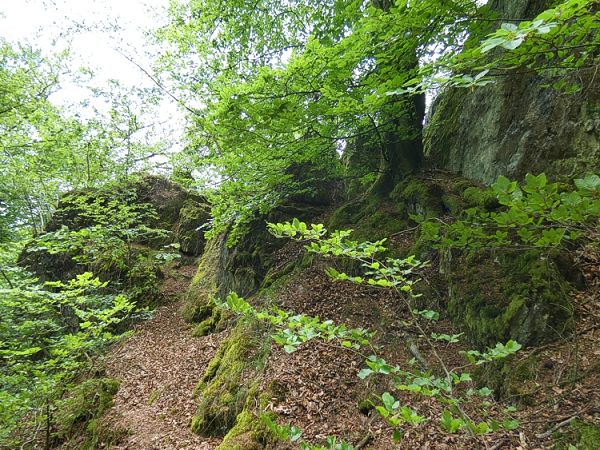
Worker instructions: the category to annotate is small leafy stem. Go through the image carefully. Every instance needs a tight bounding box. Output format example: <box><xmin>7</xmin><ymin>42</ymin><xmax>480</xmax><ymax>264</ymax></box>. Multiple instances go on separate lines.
<box><xmin>219</xmin><ymin>218</ymin><xmax>523</xmax><ymax>444</ymax></box>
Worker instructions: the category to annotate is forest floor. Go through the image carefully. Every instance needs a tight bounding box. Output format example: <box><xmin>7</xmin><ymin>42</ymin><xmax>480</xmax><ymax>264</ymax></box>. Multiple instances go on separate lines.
<box><xmin>93</xmin><ymin>240</ymin><xmax>599</xmax><ymax>450</ymax></box>
<box><xmin>252</xmin><ymin>238</ymin><xmax>600</xmax><ymax>449</ymax></box>
<box><xmin>99</xmin><ymin>262</ymin><xmax>223</xmax><ymax>450</ymax></box>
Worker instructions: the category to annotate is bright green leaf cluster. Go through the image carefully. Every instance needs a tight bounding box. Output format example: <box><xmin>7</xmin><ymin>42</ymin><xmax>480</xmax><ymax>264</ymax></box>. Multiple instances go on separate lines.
<box><xmin>421</xmin><ymin>173</ymin><xmax>599</xmax><ymax>250</ymax></box>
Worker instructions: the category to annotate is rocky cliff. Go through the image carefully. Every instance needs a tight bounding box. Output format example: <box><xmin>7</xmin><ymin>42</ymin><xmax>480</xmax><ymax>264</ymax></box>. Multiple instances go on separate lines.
<box><xmin>425</xmin><ymin>0</ymin><xmax>600</xmax><ymax>184</ymax></box>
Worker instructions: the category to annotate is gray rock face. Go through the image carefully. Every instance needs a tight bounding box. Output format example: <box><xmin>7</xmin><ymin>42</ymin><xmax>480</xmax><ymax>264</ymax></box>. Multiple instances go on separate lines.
<box><xmin>424</xmin><ymin>1</ymin><xmax>600</xmax><ymax>184</ymax></box>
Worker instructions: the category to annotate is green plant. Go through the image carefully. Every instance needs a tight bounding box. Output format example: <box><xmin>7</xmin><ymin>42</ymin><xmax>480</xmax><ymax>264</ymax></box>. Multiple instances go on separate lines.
<box><xmin>261</xmin><ymin>415</ymin><xmax>355</xmax><ymax>450</ymax></box>
<box><xmin>0</xmin><ymin>270</ymin><xmax>134</xmax><ymax>448</ymax></box>
<box><xmin>216</xmin><ymin>220</ymin><xmax>522</xmax><ymax>445</ymax></box>
<box><xmin>27</xmin><ymin>188</ymin><xmax>179</xmax><ymax>303</ymax></box>
<box><xmin>418</xmin><ymin>173</ymin><xmax>599</xmax><ymax>251</ymax></box>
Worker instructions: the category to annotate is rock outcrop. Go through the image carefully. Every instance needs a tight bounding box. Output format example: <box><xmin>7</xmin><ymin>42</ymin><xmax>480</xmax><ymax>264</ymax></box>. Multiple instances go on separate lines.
<box><xmin>424</xmin><ymin>0</ymin><xmax>600</xmax><ymax>184</ymax></box>
<box><xmin>18</xmin><ymin>176</ymin><xmax>210</xmax><ymax>304</ymax></box>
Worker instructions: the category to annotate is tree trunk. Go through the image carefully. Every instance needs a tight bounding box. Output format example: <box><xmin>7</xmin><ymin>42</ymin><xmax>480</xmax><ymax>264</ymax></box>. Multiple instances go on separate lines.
<box><xmin>367</xmin><ymin>0</ymin><xmax>425</xmax><ymax>196</ymax></box>
<box><xmin>370</xmin><ymin>93</ymin><xmax>425</xmax><ymax>196</ymax></box>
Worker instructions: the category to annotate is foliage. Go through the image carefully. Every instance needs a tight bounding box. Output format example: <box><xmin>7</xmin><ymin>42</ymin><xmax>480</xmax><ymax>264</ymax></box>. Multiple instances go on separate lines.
<box><xmin>0</xmin><ymin>184</ymin><xmax>180</xmax><ymax>447</ymax></box>
<box><xmin>262</xmin><ymin>415</ymin><xmax>354</xmax><ymax>450</ymax></box>
<box><xmin>417</xmin><ymin>173</ymin><xmax>600</xmax><ymax>250</ymax></box>
<box><xmin>158</xmin><ymin>0</ymin><xmax>478</xmax><ymax>241</ymax></box>
<box><xmin>0</xmin><ymin>39</ymin><xmax>170</xmax><ymax>237</ymax></box>
<box><xmin>389</xmin><ymin>0</ymin><xmax>600</xmax><ymax>95</ymax></box>
<box><xmin>217</xmin><ymin>220</ymin><xmax>522</xmax><ymax>444</ymax></box>
<box><xmin>159</xmin><ymin>0</ymin><xmax>598</xmax><ymax>242</ymax></box>
<box><xmin>27</xmin><ymin>187</ymin><xmax>179</xmax><ymax>302</ymax></box>
<box><xmin>217</xmin><ymin>292</ymin><xmax>373</xmax><ymax>354</ymax></box>
<box><xmin>0</xmin><ymin>268</ymin><xmax>134</xmax><ymax>448</ymax></box>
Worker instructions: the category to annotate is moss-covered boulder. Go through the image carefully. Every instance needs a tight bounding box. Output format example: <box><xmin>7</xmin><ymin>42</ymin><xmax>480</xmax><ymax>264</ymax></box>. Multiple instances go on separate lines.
<box><xmin>54</xmin><ymin>378</ymin><xmax>120</xmax><ymax>441</ymax></box>
<box><xmin>215</xmin><ymin>387</ymin><xmax>278</xmax><ymax>450</ymax></box>
<box><xmin>191</xmin><ymin>320</ymin><xmax>270</xmax><ymax>437</ymax></box>
<box><xmin>19</xmin><ymin>176</ymin><xmax>210</xmax><ymax>305</ymax></box>
<box><xmin>183</xmin><ymin>235</ymin><xmax>228</xmax><ymax>336</ymax></box>
<box><xmin>43</xmin><ymin>175</ymin><xmax>210</xmax><ymax>256</ymax></box>
<box><xmin>183</xmin><ymin>199</ymin><xmax>328</xmax><ymax>336</ymax></box>
<box><xmin>174</xmin><ymin>198</ymin><xmax>211</xmax><ymax>256</ymax></box>
<box><xmin>328</xmin><ymin>174</ymin><xmax>474</xmax><ymax>244</ymax></box>
<box><xmin>442</xmin><ymin>249</ymin><xmax>574</xmax><ymax>347</ymax></box>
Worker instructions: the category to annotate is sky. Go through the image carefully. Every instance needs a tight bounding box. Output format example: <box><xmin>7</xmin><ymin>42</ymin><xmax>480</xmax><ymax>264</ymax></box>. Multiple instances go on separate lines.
<box><xmin>0</xmin><ymin>0</ymin><xmax>184</xmax><ymax>152</ymax></box>
<box><xmin>0</xmin><ymin>0</ymin><xmax>169</xmax><ymax>94</ymax></box>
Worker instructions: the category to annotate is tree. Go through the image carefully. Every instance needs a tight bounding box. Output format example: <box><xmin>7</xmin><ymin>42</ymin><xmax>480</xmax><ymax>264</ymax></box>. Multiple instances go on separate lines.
<box><xmin>0</xmin><ymin>40</ymin><xmax>172</xmax><ymax>237</ymax></box>
<box><xmin>159</xmin><ymin>1</ymin><xmax>487</xmax><ymax>239</ymax></box>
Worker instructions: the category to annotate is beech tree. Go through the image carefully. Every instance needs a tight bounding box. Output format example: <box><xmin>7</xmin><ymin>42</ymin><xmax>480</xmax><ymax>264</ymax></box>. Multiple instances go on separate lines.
<box><xmin>0</xmin><ymin>40</ymin><xmax>171</xmax><ymax>237</ymax></box>
<box><xmin>159</xmin><ymin>1</ymin><xmax>482</xmax><ymax>239</ymax></box>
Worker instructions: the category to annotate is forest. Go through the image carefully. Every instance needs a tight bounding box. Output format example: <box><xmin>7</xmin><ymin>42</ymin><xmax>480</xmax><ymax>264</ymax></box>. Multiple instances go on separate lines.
<box><xmin>1</xmin><ymin>0</ymin><xmax>599</xmax><ymax>449</ymax></box>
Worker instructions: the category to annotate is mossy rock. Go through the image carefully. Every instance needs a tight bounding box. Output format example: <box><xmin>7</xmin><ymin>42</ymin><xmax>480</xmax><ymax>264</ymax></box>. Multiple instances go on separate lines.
<box><xmin>54</xmin><ymin>378</ymin><xmax>120</xmax><ymax>440</ymax></box>
<box><xmin>17</xmin><ymin>245</ymin><xmax>83</xmax><ymax>284</ymax></box>
<box><xmin>183</xmin><ymin>236</ymin><xmax>229</xmax><ymax>335</ymax></box>
<box><xmin>191</xmin><ymin>319</ymin><xmax>270</xmax><ymax>437</ymax></box>
<box><xmin>216</xmin><ymin>201</ymin><xmax>325</xmax><ymax>300</ymax></box>
<box><xmin>183</xmin><ymin>199</ymin><xmax>325</xmax><ymax>333</ymax></box>
<box><xmin>443</xmin><ymin>249</ymin><xmax>574</xmax><ymax>347</ymax></box>
<box><xmin>475</xmin><ymin>354</ymin><xmax>542</xmax><ymax>404</ymax></box>
<box><xmin>327</xmin><ymin>195</ymin><xmax>407</xmax><ymax>241</ymax></box>
<box><xmin>216</xmin><ymin>386</ymin><xmax>280</xmax><ymax>450</ymax></box>
<box><xmin>134</xmin><ymin>175</ymin><xmax>191</xmax><ymax>230</ymax></box>
<box><xmin>462</xmin><ymin>186</ymin><xmax>500</xmax><ymax>211</ymax></box>
<box><xmin>45</xmin><ymin>175</ymin><xmax>195</xmax><ymax>236</ymax></box>
<box><xmin>18</xmin><ymin>175</ymin><xmax>207</xmax><ymax>301</ymax></box>
<box><xmin>175</xmin><ymin>198</ymin><xmax>211</xmax><ymax>256</ymax></box>
<box><xmin>389</xmin><ymin>177</ymin><xmax>447</xmax><ymax>219</ymax></box>
<box><xmin>184</xmin><ymin>236</ymin><xmax>221</xmax><ymax>323</ymax></box>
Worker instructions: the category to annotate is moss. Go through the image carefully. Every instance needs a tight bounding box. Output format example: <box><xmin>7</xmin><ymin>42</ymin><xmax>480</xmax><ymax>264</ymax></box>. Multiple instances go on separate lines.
<box><xmin>327</xmin><ymin>195</ymin><xmax>406</xmax><ymax>242</ymax></box>
<box><xmin>183</xmin><ymin>236</ymin><xmax>223</xmax><ymax>324</ymax></box>
<box><xmin>54</xmin><ymin>378</ymin><xmax>120</xmax><ymax>442</ymax></box>
<box><xmin>216</xmin><ymin>387</ymin><xmax>279</xmax><ymax>450</ymax></box>
<box><xmin>462</xmin><ymin>186</ymin><xmax>500</xmax><ymax>211</ymax></box>
<box><xmin>452</xmin><ymin>179</ymin><xmax>477</xmax><ymax>194</ymax></box>
<box><xmin>569</xmin><ymin>420</ymin><xmax>600</xmax><ymax>449</ymax></box>
<box><xmin>194</xmin><ymin>308</ymin><xmax>224</xmax><ymax>336</ymax></box>
<box><xmin>328</xmin><ymin>197</ymin><xmax>371</xmax><ymax>231</ymax></box>
<box><xmin>445</xmin><ymin>250</ymin><xmax>574</xmax><ymax>347</ymax></box>
<box><xmin>262</xmin><ymin>257</ymin><xmax>302</xmax><ymax>289</ymax></box>
<box><xmin>476</xmin><ymin>354</ymin><xmax>541</xmax><ymax>403</ymax></box>
<box><xmin>441</xmin><ymin>193</ymin><xmax>462</xmax><ymax>215</ymax></box>
<box><xmin>553</xmin><ymin>420</ymin><xmax>600</xmax><ymax>450</ymax></box>
<box><xmin>191</xmin><ymin>319</ymin><xmax>270</xmax><ymax>437</ymax></box>
<box><xmin>389</xmin><ymin>177</ymin><xmax>446</xmax><ymax>220</ymax></box>
<box><xmin>175</xmin><ymin>198</ymin><xmax>211</xmax><ymax>256</ymax></box>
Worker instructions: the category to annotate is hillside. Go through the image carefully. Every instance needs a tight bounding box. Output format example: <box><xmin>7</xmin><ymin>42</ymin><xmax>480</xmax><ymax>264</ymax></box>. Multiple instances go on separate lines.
<box><xmin>1</xmin><ymin>0</ymin><xmax>599</xmax><ymax>449</ymax></box>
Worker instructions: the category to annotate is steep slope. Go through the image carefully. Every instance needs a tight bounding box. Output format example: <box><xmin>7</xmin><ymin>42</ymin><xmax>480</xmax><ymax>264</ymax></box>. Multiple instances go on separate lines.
<box><xmin>181</xmin><ymin>173</ymin><xmax>599</xmax><ymax>449</ymax></box>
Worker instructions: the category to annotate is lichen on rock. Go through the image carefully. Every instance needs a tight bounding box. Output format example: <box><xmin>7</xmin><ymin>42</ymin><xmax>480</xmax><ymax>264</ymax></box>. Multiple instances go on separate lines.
<box><xmin>442</xmin><ymin>249</ymin><xmax>574</xmax><ymax>347</ymax></box>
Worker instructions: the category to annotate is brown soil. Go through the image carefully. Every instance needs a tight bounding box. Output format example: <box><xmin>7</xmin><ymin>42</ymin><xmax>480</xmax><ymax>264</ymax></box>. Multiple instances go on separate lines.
<box><xmin>100</xmin><ymin>263</ymin><xmax>224</xmax><ymax>450</ymax></box>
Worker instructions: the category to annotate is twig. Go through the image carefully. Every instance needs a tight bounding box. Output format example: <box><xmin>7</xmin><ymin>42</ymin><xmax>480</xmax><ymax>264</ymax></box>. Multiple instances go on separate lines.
<box><xmin>355</xmin><ymin>430</ymin><xmax>373</xmax><ymax>449</ymax></box>
<box><xmin>535</xmin><ymin>415</ymin><xmax>578</xmax><ymax>439</ymax></box>
<box><xmin>355</xmin><ymin>414</ymin><xmax>377</xmax><ymax>449</ymax></box>
<box><xmin>406</xmin><ymin>336</ymin><xmax>429</xmax><ymax>370</ymax></box>
<box><xmin>389</xmin><ymin>224</ymin><xmax>420</xmax><ymax>237</ymax></box>
<box><xmin>0</xmin><ymin>268</ymin><xmax>14</xmax><ymax>288</ymax></box>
